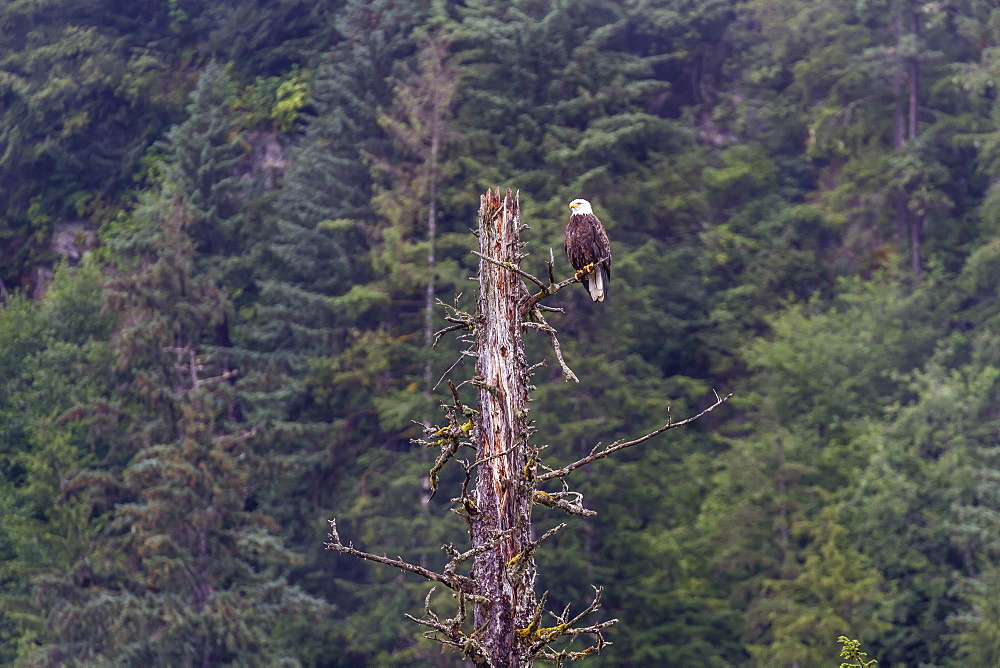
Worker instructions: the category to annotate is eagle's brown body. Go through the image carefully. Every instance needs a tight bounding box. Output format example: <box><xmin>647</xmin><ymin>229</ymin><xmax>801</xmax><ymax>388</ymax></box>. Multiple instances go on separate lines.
<box><xmin>565</xmin><ymin>199</ymin><xmax>611</xmax><ymax>302</ymax></box>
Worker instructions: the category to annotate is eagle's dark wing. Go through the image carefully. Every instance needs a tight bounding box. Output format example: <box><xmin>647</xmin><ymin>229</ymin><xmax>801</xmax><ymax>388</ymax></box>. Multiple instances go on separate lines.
<box><xmin>565</xmin><ymin>213</ymin><xmax>611</xmax><ymax>301</ymax></box>
<box><xmin>590</xmin><ymin>216</ymin><xmax>611</xmax><ymax>281</ymax></box>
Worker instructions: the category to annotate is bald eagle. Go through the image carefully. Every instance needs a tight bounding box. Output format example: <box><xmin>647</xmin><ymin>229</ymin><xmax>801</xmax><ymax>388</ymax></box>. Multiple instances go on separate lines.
<box><xmin>565</xmin><ymin>198</ymin><xmax>611</xmax><ymax>302</ymax></box>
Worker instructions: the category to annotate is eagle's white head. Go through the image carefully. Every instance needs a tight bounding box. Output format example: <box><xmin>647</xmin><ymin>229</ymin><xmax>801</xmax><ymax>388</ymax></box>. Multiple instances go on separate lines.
<box><xmin>568</xmin><ymin>198</ymin><xmax>593</xmax><ymax>216</ymax></box>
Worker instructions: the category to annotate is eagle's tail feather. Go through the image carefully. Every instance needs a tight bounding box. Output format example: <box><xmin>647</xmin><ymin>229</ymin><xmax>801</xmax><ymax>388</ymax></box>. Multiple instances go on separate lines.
<box><xmin>590</xmin><ymin>267</ymin><xmax>606</xmax><ymax>302</ymax></box>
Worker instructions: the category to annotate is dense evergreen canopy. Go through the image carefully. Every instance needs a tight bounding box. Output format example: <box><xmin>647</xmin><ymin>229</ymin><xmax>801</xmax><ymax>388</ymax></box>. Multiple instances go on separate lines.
<box><xmin>3</xmin><ymin>0</ymin><xmax>1000</xmax><ymax>664</ymax></box>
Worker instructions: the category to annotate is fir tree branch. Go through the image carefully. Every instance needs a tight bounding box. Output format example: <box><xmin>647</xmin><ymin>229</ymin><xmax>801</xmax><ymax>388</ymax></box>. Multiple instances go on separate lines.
<box><xmin>537</xmin><ymin>391</ymin><xmax>733</xmax><ymax>482</ymax></box>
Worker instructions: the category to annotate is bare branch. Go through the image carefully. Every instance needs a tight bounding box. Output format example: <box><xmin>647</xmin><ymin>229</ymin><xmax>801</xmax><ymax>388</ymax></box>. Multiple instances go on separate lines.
<box><xmin>445</xmin><ymin>528</ymin><xmax>514</xmax><ymax>582</ymax></box>
<box><xmin>425</xmin><ymin>434</ymin><xmax>463</xmax><ymax>499</ymax></box>
<box><xmin>520</xmin><ymin>275</ymin><xmax>580</xmax><ymax>315</ymax></box>
<box><xmin>468</xmin><ymin>446</ymin><xmax>516</xmax><ymax>475</ymax></box>
<box><xmin>433</xmin><ymin>323</ymin><xmax>471</xmax><ymax>346</ymax></box>
<box><xmin>405</xmin><ymin>588</ymin><xmax>494</xmax><ymax>667</ymax></box>
<box><xmin>523</xmin><ymin>586</ymin><xmax>617</xmax><ymax>661</ymax></box>
<box><xmin>537</xmin><ymin>392</ymin><xmax>733</xmax><ymax>482</ymax></box>
<box><xmin>472</xmin><ymin>250</ymin><xmax>546</xmax><ymax>289</ymax></box>
<box><xmin>432</xmin><ymin>295</ymin><xmax>476</xmax><ymax>347</ymax></box>
<box><xmin>535</xmin><ymin>624</ymin><xmax>614</xmax><ymax>663</ymax></box>
<box><xmin>517</xmin><ymin>591</ymin><xmax>549</xmax><ymax>645</ymax></box>
<box><xmin>525</xmin><ymin>308</ymin><xmax>578</xmax><ymax>383</ymax></box>
<box><xmin>416</xmin><ymin>385</ymin><xmax>479</xmax><ymax>497</ymax></box>
<box><xmin>552</xmin><ymin>586</ymin><xmax>609</xmax><ymax>638</ymax></box>
<box><xmin>532</xmin><ymin>489</ymin><xmax>597</xmax><ymax>517</ymax></box>
<box><xmin>446</xmin><ymin>379</ymin><xmax>465</xmax><ymax>413</ymax></box>
<box><xmin>433</xmin><ymin>348</ymin><xmax>475</xmax><ymax>391</ymax></box>
<box><xmin>474</xmin><ymin>243</ymin><xmax>594</xmax><ymax>315</ymax></box>
<box><xmin>325</xmin><ymin>519</ymin><xmax>471</xmax><ymax>592</ymax></box>
<box><xmin>451</xmin><ymin>459</ymin><xmax>478</xmax><ymax>518</ymax></box>
<box><xmin>506</xmin><ymin>523</ymin><xmax>566</xmax><ymax>581</ymax></box>
<box><xmin>521</xmin><ymin>253</ymin><xmax>610</xmax><ymax>314</ymax></box>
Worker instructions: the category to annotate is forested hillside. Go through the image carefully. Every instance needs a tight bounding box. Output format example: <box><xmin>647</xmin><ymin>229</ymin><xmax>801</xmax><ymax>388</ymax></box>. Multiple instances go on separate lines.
<box><xmin>2</xmin><ymin>0</ymin><xmax>1000</xmax><ymax>665</ymax></box>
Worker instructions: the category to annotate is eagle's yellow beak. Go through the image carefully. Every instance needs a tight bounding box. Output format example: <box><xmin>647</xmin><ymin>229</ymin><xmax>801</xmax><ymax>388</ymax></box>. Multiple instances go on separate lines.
<box><xmin>569</xmin><ymin>202</ymin><xmax>577</xmax><ymax>209</ymax></box>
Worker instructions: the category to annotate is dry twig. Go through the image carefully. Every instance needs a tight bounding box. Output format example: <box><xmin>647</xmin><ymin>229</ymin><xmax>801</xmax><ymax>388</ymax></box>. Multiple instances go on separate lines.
<box><xmin>538</xmin><ymin>391</ymin><xmax>733</xmax><ymax>483</ymax></box>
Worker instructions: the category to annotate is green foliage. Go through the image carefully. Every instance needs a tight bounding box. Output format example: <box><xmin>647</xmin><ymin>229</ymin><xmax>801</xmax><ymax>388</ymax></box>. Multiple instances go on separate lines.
<box><xmin>744</xmin><ymin>513</ymin><xmax>890</xmax><ymax>666</ymax></box>
<box><xmin>5</xmin><ymin>0</ymin><xmax>1000</xmax><ymax>664</ymax></box>
<box><xmin>839</xmin><ymin>635</ymin><xmax>878</xmax><ymax>667</ymax></box>
<box><xmin>0</xmin><ymin>1</ymin><xmax>195</xmax><ymax>284</ymax></box>
<box><xmin>0</xmin><ymin>261</ymin><xmax>116</xmax><ymax>660</ymax></box>
<box><xmin>235</xmin><ymin>68</ymin><xmax>312</xmax><ymax>132</ymax></box>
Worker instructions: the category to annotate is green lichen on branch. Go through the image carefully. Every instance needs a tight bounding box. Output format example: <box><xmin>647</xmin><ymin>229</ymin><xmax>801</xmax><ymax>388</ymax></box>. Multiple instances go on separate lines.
<box><xmin>505</xmin><ymin>523</ymin><xmax>566</xmax><ymax>581</ymax></box>
<box><xmin>416</xmin><ymin>380</ymin><xmax>478</xmax><ymax>496</ymax></box>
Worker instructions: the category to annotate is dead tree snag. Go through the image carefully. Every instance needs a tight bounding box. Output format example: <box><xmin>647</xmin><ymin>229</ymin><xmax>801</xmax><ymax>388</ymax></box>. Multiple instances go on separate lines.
<box><xmin>470</xmin><ymin>188</ymin><xmax>535</xmax><ymax>664</ymax></box>
<box><xmin>326</xmin><ymin>188</ymin><xmax>731</xmax><ymax>667</ymax></box>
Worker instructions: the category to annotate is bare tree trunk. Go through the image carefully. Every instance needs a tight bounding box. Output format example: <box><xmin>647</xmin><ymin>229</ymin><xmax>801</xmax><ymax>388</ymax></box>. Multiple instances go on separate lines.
<box><xmin>892</xmin><ymin>5</ymin><xmax>923</xmax><ymax>277</ymax></box>
<box><xmin>892</xmin><ymin>10</ymin><xmax>906</xmax><ymax>155</ymax></box>
<box><xmin>907</xmin><ymin>7</ymin><xmax>919</xmax><ymax>142</ymax></box>
<box><xmin>471</xmin><ymin>188</ymin><xmax>535</xmax><ymax>666</ymax></box>
<box><xmin>907</xmin><ymin>5</ymin><xmax>922</xmax><ymax>277</ymax></box>
<box><xmin>422</xmin><ymin>120</ymin><xmax>439</xmax><ymax>401</ymax></box>
<box><xmin>891</xmin><ymin>9</ymin><xmax>908</xmax><ymax>258</ymax></box>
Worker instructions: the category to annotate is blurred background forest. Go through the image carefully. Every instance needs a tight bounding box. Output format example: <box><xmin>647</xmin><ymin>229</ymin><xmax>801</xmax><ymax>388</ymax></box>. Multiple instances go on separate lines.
<box><xmin>3</xmin><ymin>0</ymin><xmax>1000</xmax><ymax>665</ymax></box>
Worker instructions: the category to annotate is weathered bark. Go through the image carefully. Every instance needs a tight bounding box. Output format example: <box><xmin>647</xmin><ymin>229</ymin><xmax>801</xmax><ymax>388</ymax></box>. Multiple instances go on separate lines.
<box><xmin>471</xmin><ymin>188</ymin><xmax>535</xmax><ymax>666</ymax></box>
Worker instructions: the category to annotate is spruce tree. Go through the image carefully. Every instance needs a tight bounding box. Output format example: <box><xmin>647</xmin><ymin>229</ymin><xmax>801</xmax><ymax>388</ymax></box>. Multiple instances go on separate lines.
<box><xmin>18</xmin><ymin>65</ymin><xmax>329</xmax><ymax>665</ymax></box>
<box><xmin>0</xmin><ymin>264</ymin><xmax>115</xmax><ymax>662</ymax></box>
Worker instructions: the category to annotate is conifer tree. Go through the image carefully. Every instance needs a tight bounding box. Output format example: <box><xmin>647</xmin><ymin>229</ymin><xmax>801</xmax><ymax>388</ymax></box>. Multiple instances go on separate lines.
<box><xmin>0</xmin><ymin>264</ymin><xmax>115</xmax><ymax>662</ymax></box>
<box><xmin>744</xmin><ymin>512</ymin><xmax>890</xmax><ymax>666</ymax></box>
<box><xmin>231</xmin><ymin>0</ymin><xmax>428</xmax><ymax>443</ymax></box>
<box><xmin>368</xmin><ymin>22</ymin><xmax>463</xmax><ymax>416</ymax></box>
<box><xmin>161</xmin><ymin>62</ymin><xmax>244</xmax><ymax>258</ymax></box>
<box><xmin>217</xmin><ymin>3</ymin><xmax>449</xmax><ymax>660</ymax></box>
<box><xmin>19</xmin><ymin>65</ymin><xmax>328</xmax><ymax>665</ymax></box>
<box><xmin>0</xmin><ymin>0</ymin><xmax>188</xmax><ymax>284</ymax></box>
